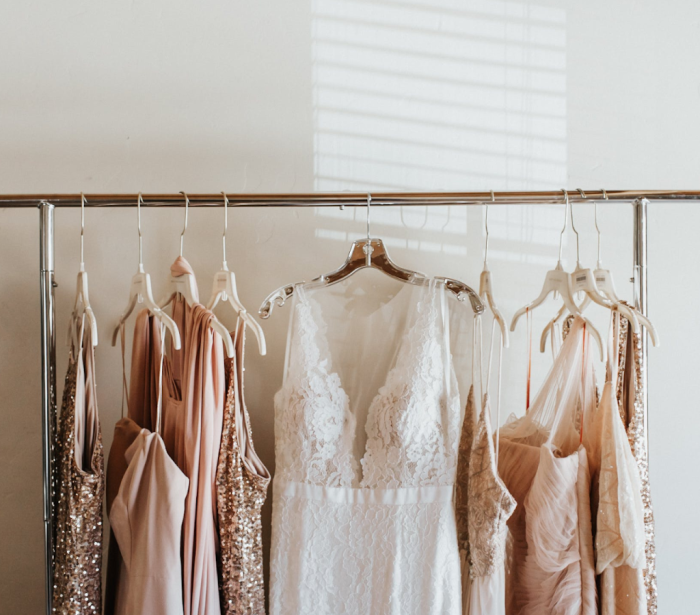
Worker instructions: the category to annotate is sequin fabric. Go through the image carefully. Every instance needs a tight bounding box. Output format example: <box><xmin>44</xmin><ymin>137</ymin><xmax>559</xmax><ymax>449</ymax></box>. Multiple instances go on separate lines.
<box><xmin>467</xmin><ymin>395</ymin><xmax>516</xmax><ymax>578</ymax></box>
<box><xmin>216</xmin><ymin>324</ymin><xmax>270</xmax><ymax>615</ymax></box>
<box><xmin>455</xmin><ymin>386</ymin><xmax>516</xmax><ymax>578</ymax></box>
<box><xmin>616</xmin><ymin>315</ymin><xmax>658</xmax><ymax>615</ymax></box>
<box><xmin>52</xmin><ymin>343</ymin><xmax>104</xmax><ymax>614</ymax></box>
<box><xmin>455</xmin><ymin>386</ymin><xmax>476</xmax><ymax>564</ymax></box>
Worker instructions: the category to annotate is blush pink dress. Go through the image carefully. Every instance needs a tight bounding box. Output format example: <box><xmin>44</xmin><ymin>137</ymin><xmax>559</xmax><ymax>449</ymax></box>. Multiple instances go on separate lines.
<box><xmin>110</xmin><ymin>429</ymin><xmax>189</xmax><ymax>615</ymax></box>
<box><xmin>108</xmin><ymin>317</ymin><xmax>189</xmax><ymax>615</ymax></box>
<box><xmin>498</xmin><ymin>317</ymin><xmax>598</xmax><ymax>615</ymax></box>
<box><xmin>107</xmin><ymin>256</ymin><xmax>225</xmax><ymax>615</ymax></box>
<box><xmin>166</xmin><ymin>258</ymin><xmax>226</xmax><ymax>615</ymax></box>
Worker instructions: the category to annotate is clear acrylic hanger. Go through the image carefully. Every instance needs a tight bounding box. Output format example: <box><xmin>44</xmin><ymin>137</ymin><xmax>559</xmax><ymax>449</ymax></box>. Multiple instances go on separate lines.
<box><xmin>259</xmin><ymin>193</ymin><xmax>484</xmax><ymax>318</ymax></box>
<box><xmin>68</xmin><ymin>193</ymin><xmax>98</xmax><ymax>346</ymax></box>
<box><xmin>592</xmin><ymin>190</ymin><xmax>659</xmax><ymax>346</ymax></box>
<box><xmin>156</xmin><ymin>192</ymin><xmax>234</xmax><ymax>358</ymax></box>
<box><xmin>510</xmin><ymin>190</ymin><xmax>604</xmax><ymax>360</ymax></box>
<box><xmin>111</xmin><ymin>193</ymin><xmax>181</xmax><ymax>349</ymax></box>
<box><xmin>479</xmin><ymin>191</ymin><xmax>508</xmax><ymax>347</ymax></box>
<box><xmin>207</xmin><ymin>192</ymin><xmax>267</xmax><ymax>355</ymax></box>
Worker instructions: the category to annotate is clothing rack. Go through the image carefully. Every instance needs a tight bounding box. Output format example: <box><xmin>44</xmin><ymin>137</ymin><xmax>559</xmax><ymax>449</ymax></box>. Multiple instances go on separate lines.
<box><xmin>4</xmin><ymin>189</ymin><xmax>682</xmax><ymax>615</ymax></box>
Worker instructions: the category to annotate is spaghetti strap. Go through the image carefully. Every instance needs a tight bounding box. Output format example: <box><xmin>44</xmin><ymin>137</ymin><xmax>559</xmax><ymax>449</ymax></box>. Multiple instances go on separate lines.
<box><xmin>439</xmin><ymin>280</ymin><xmax>452</xmax><ymax>400</ymax></box>
<box><xmin>119</xmin><ymin>321</ymin><xmax>129</xmax><ymax>419</ymax></box>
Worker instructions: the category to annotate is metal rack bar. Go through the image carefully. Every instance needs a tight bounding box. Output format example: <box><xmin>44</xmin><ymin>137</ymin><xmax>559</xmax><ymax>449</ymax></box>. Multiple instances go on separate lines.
<box><xmin>4</xmin><ymin>189</ymin><xmax>700</xmax><ymax>208</ymax></box>
<box><xmin>32</xmin><ymin>190</ymin><xmax>658</xmax><ymax>613</ymax></box>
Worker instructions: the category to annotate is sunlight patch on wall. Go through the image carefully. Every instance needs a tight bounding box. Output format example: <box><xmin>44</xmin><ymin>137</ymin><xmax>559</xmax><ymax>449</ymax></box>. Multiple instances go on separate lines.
<box><xmin>310</xmin><ymin>0</ymin><xmax>567</xmax><ymax>257</ymax></box>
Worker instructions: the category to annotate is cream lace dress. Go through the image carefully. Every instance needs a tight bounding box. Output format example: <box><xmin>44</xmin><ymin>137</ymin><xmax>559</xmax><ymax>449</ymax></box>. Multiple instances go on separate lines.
<box><xmin>270</xmin><ymin>275</ymin><xmax>465</xmax><ymax>615</ymax></box>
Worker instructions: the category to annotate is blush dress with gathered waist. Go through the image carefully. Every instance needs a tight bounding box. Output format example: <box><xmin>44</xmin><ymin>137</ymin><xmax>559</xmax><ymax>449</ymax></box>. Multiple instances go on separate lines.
<box><xmin>497</xmin><ymin>317</ymin><xmax>598</xmax><ymax>615</ymax></box>
<box><xmin>270</xmin><ymin>278</ymin><xmax>463</xmax><ymax>615</ymax></box>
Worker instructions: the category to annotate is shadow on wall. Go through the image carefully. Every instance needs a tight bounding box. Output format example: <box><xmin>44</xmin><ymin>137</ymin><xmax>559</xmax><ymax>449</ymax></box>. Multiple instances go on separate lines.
<box><xmin>309</xmin><ymin>0</ymin><xmax>568</xmax><ymax>258</ymax></box>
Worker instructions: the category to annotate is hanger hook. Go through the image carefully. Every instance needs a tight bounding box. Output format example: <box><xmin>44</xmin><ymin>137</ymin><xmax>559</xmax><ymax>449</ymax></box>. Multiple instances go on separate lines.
<box><xmin>558</xmin><ymin>189</ymin><xmax>570</xmax><ymax>263</ymax></box>
<box><xmin>137</xmin><ymin>193</ymin><xmax>144</xmax><ymax>270</ymax></box>
<box><xmin>179</xmin><ymin>192</ymin><xmax>189</xmax><ymax>257</ymax></box>
<box><xmin>364</xmin><ymin>193</ymin><xmax>374</xmax><ymax>266</ymax></box>
<box><xmin>366</xmin><ymin>193</ymin><xmax>372</xmax><ymax>240</ymax></box>
<box><xmin>572</xmin><ymin>189</ymin><xmax>586</xmax><ymax>265</ymax></box>
<box><xmin>221</xmin><ymin>192</ymin><xmax>229</xmax><ymax>268</ymax></box>
<box><xmin>595</xmin><ymin>189</ymin><xmax>608</xmax><ymax>266</ymax></box>
<box><xmin>484</xmin><ymin>190</ymin><xmax>494</xmax><ymax>266</ymax></box>
<box><xmin>80</xmin><ymin>192</ymin><xmax>86</xmax><ymax>270</ymax></box>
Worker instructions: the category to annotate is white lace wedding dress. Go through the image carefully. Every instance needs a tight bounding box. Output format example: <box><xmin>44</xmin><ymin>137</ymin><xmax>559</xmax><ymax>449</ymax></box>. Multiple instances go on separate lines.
<box><xmin>269</xmin><ymin>276</ymin><xmax>464</xmax><ymax>615</ymax></box>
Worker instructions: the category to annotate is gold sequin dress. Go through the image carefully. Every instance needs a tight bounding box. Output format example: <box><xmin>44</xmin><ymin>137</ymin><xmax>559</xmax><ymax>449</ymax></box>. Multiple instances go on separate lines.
<box><xmin>216</xmin><ymin>320</ymin><xmax>270</xmax><ymax>615</ymax></box>
<box><xmin>52</xmin><ymin>318</ymin><xmax>104</xmax><ymax>614</ymax></box>
<box><xmin>615</xmin><ymin>315</ymin><xmax>658</xmax><ymax>615</ymax></box>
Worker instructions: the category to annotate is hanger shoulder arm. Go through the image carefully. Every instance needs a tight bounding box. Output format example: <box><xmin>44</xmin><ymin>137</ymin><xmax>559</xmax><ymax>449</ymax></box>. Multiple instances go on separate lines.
<box><xmin>584</xmin><ymin>318</ymin><xmax>605</xmax><ymax>362</ymax></box>
<box><xmin>259</xmin><ymin>283</ymin><xmax>298</xmax><ymax>319</ymax></box>
<box><xmin>640</xmin><ymin>314</ymin><xmax>660</xmax><ymax>346</ymax></box>
<box><xmin>491</xmin><ymin>306</ymin><xmax>510</xmax><ymax>348</ymax></box>
<box><xmin>209</xmin><ymin>316</ymin><xmax>234</xmax><ymax>358</ymax></box>
<box><xmin>512</xmin><ymin>268</ymin><xmax>570</xmax><ymax>331</ymax></box>
<box><xmin>112</xmin><ymin>292</ymin><xmax>138</xmax><ymax>346</ymax></box>
<box><xmin>85</xmin><ymin>306</ymin><xmax>99</xmax><ymax>346</ymax></box>
<box><xmin>241</xmin><ymin>311</ymin><xmax>267</xmax><ymax>355</ymax></box>
<box><xmin>437</xmin><ymin>277</ymin><xmax>484</xmax><ymax>314</ymax></box>
<box><xmin>152</xmin><ymin>308</ymin><xmax>181</xmax><ymax>350</ymax></box>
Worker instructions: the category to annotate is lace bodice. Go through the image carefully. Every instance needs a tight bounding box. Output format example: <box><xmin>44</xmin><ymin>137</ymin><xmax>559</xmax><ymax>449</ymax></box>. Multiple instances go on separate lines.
<box><xmin>273</xmin><ymin>280</ymin><xmax>461</xmax><ymax>489</ymax></box>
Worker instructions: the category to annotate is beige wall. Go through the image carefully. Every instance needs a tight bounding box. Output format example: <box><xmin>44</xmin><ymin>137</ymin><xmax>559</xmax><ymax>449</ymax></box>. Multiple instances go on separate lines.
<box><xmin>1</xmin><ymin>1</ymin><xmax>699</xmax><ymax>613</ymax></box>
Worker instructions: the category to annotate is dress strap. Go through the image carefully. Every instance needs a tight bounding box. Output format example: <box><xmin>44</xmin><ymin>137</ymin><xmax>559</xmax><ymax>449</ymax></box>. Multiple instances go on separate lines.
<box><xmin>606</xmin><ymin>309</ymin><xmax>621</xmax><ymax>385</ymax></box>
<box><xmin>484</xmin><ymin>317</ymin><xmax>504</xmax><ymax>459</ymax></box>
<box><xmin>472</xmin><ymin>314</ymin><xmax>484</xmax><ymax>418</ymax></box>
<box><xmin>119</xmin><ymin>321</ymin><xmax>129</xmax><ymax>419</ymax></box>
<box><xmin>438</xmin><ymin>280</ymin><xmax>451</xmax><ymax>400</ymax></box>
<box><xmin>154</xmin><ymin>321</ymin><xmax>166</xmax><ymax>435</ymax></box>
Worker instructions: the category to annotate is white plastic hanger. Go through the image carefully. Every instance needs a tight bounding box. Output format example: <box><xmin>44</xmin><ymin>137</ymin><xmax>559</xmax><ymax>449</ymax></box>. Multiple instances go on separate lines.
<box><xmin>158</xmin><ymin>192</ymin><xmax>199</xmax><ymax>307</ymax></box>
<box><xmin>540</xmin><ymin>190</ymin><xmax>640</xmax><ymax>351</ymax></box>
<box><xmin>111</xmin><ymin>194</ymin><xmax>182</xmax><ymax>349</ymax></box>
<box><xmin>480</xmin><ymin>191</ymin><xmax>508</xmax><ymax>347</ymax></box>
<box><xmin>68</xmin><ymin>193</ymin><xmax>98</xmax><ymax>346</ymax></box>
<box><xmin>156</xmin><ymin>193</ymin><xmax>234</xmax><ymax>358</ymax></box>
<box><xmin>511</xmin><ymin>190</ymin><xmax>604</xmax><ymax>360</ymax></box>
<box><xmin>593</xmin><ymin>190</ymin><xmax>659</xmax><ymax>346</ymax></box>
<box><xmin>207</xmin><ymin>192</ymin><xmax>267</xmax><ymax>356</ymax></box>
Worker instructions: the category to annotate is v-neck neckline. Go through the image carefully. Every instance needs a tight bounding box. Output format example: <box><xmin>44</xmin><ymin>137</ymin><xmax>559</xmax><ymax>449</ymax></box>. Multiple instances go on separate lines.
<box><xmin>295</xmin><ymin>278</ymin><xmax>441</xmax><ymax>474</ymax></box>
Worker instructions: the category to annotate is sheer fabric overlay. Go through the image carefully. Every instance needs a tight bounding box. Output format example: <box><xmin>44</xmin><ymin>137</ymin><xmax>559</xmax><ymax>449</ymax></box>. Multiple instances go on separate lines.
<box><xmin>498</xmin><ymin>317</ymin><xmax>598</xmax><ymax>615</ymax></box>
<box><xmin>270</xmin><ymin>275</ymin><xmax>465</xmax><ymax>615</ymax></box>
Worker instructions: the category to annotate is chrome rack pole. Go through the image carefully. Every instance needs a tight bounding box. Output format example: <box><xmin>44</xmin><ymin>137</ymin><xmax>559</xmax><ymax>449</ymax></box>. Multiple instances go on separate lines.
<box><xmin>633</xmin><ymin>198</ymin><xmax>649</xmax><ymax>455</ymax></box>
<box><xmin>39</xmin><ymin>201</ymin><xmax>56</xmax><ymax>615</ymax></box>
